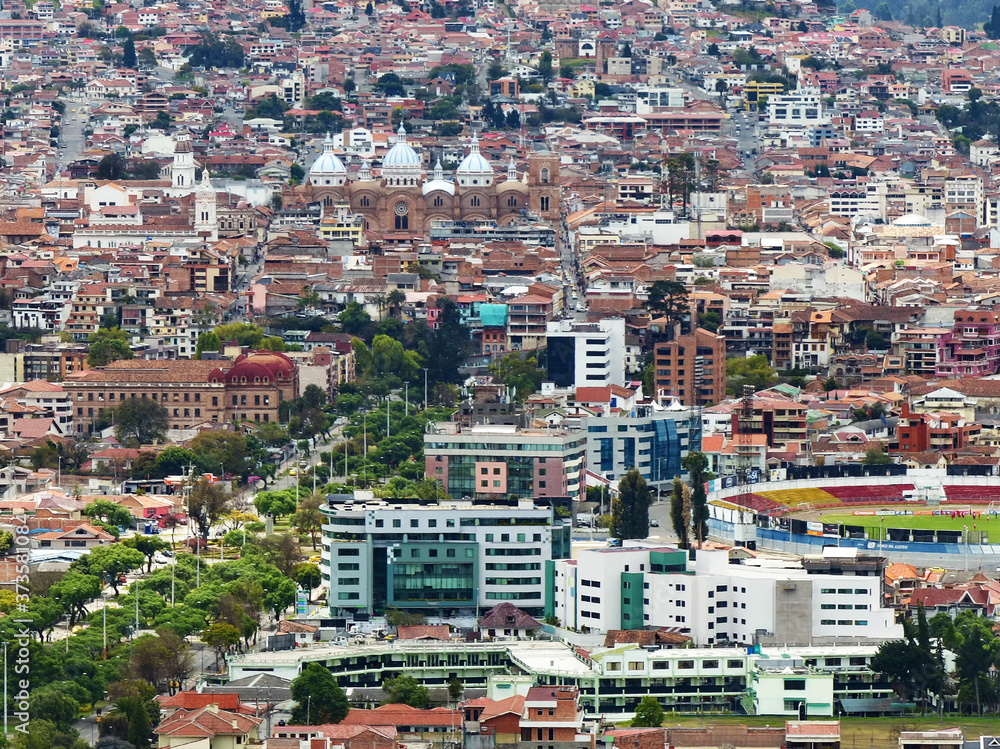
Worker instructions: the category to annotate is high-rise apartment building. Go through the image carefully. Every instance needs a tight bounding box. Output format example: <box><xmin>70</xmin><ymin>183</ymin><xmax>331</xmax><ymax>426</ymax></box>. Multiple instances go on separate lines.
<box><xmin>653</xmin><ymin>329</ymin><xmax>726</xmax><ymax>407</ymax></box>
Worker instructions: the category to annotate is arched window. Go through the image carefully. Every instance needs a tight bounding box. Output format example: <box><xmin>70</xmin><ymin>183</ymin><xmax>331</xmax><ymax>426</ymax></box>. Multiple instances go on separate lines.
<box><xmin>395</xmin><ymin>214</ymin><xmax>409</xmax><ymax>230</ymax></box>
<box><xmin>360</xmin><ymin>196</ymin><xmax>370</xmax><ymax>207</ymax></box>
<box><xmin>434</xmin><ymin>196</ymin><xmax>443</xmax><ymax>207</ymax></box>
<box><xmin>471</xmin><ymin>196</ymin><xmax>481</xmax><ymax>208</ymax></box>
<box><xmin>540</xmin><ymin>168</ymin><xmax>550</xmax><ymax>183</ymax></box>
<box><xmin>507</xmin><ymin>196</ymin><xmax>517</xmax><ymax>207</ymax></box>
<box><xmin>324</xmin><ymin>196</ymin><xmax>333</xmax><ymax>207</ymax></box>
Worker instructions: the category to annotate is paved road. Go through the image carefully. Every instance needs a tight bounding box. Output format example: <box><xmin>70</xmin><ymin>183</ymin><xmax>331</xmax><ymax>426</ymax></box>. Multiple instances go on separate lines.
<box><xmin>730</xmin><ymin>110</ymin><xmax>761</xmax><ymax>175</ymax></box>
<box><xmin>57</xmin><ymin>102</ymin><xmax>90</xmax><ymax>169</ymax></box>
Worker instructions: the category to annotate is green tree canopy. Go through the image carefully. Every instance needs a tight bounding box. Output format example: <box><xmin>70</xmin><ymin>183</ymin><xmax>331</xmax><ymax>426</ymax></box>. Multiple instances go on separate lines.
<box><xmin>726</xmin><ymin>354</ymin><xmax>777</xmax><ymax>395</ymax></box>
<box><xmin>113</xmin><ymin>397</ymin><xmax>168</xmax><ymax>447</ymax></box>
<box><xmin>631</xmin><ymin>695</ymin><xmax>664</xmax><ymax>727</ymax></box>
<box><xmin>84</xmin><ymin>499</ymin><xmax>133</xmax><ymax>529</ymax></box>
<box><xmin>290</xmin><ymin>663</ymin><xmax>349</xmax><ymax>724</ymax></box>
<box><xmin>610</xmin><ymin>469</ymin><xmax>652</xmax><ymax>540</ymax></box>
<box><xmin>88</xmin><ymin>327</ymin><xmax>133</xmax><ymax>367</ymax></box>
<box><xmin>682</xmin><ymin>451</ymin><xmax>709</xmax><ymax>547</ymax></box>
<box><xmin>382</xmin><ymin>674</ymin><xmax>430</xmax><ymax>708</ymax></box>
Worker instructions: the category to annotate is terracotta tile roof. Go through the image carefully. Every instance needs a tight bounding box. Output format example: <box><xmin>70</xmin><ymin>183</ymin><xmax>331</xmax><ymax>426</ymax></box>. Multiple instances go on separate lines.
<box><xmin>159</xmin><ymin>692</ymin><xmax>241</xmax><ymax>711</ymax></box>
<box><xmin>339</xmin><ymin>705</ymin><xmax>461</xmax><ymax>728</ymax></box>
<box><xmin>478</xmin><ymin>695</ymin><xmax>525</xmax><ymax>722</ymax></box>
<box><xmin>155</xmin><ymin>706</ymin><xmax>261</xmax><ymax>738</ymax></box>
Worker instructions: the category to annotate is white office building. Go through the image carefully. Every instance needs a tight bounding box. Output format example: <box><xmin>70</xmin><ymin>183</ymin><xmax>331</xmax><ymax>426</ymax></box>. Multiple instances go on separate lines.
<box><xmin>768</xmin><ymin>90</ymin><xmax>824</xmax><ymax>127</ymax></box>
<box><xmin>546</xmin><ymin>318</ymin><xmax>626</xmax><ymax>388</ymax></box>
<box><xmin>549</xmin><ymin>546</ymin><xmax>902</xmax><ymax>646</ymax></box>
<box><xmin>321</xmin><ymin>496</ymin><xmax>571</xmax><ymax>618</ymax></box>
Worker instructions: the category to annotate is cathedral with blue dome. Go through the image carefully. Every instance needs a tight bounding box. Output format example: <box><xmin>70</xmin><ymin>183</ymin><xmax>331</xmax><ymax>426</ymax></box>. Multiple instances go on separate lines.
<box><xmin>305</xmin><ymin>125</ymin><xmax>561</xmax><ymax>234</ymax></box>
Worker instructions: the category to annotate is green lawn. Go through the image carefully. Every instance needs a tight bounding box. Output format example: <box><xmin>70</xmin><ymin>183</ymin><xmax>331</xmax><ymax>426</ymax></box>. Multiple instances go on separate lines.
<box><xmin>659</xmin><ymin>715</ymin><xmax>1000</xmax><ymax>742</ymax></box>
<box><xmin>819</xmin><ymin>511</ymin><xmax>1000</xmax><ymax>542</ymax></box>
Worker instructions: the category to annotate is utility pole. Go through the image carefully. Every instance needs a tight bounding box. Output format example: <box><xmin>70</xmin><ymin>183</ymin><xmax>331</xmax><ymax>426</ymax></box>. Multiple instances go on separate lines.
<box><xmin>405</xmin><ymin>382</ymin><xmax>408</xmax><ymax>416</ymax></box>
<box><xmin>423</xmin><ymin>368</ymin><xmax>429</xmax><ymax>409</ymax></box>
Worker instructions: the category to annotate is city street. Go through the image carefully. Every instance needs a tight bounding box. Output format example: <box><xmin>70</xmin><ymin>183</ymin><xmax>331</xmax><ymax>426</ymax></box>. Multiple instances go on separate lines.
<box><xmin>57</xmin><ymin>103</ymin><xmax>90</xmax><ymax>169</ymax></box>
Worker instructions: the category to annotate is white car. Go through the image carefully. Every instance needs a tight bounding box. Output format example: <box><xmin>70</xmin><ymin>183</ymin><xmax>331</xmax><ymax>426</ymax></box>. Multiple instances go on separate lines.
<box><xmin>154</xmin><ymin>552</ymin><xmax>171</xmax><ymax>564</ymax></box>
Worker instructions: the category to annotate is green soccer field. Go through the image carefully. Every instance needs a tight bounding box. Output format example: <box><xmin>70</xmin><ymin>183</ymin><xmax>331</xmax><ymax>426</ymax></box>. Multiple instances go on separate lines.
<box><xmin>819</xmin><ymin>511</ymin><xmax>1000</xmax><ymax>542</ymax></box>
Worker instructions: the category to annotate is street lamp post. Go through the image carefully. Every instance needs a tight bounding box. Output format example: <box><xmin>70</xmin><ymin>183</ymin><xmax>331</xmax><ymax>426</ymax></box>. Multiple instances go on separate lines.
<box><xmin>423</xmin><ymin>368</ymin><xmax>429</xmax><ymax>409</ymax></box>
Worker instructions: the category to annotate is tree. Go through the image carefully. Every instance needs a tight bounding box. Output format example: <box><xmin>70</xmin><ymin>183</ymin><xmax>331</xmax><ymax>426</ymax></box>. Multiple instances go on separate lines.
<box><xmin>29</xmin><ymin>687</ymin><xmax>80</xmax><ymax>731</ymax></box>
<box><xmin>254</xmin><ymin>489</ymin><xmax>297</xmax><ymax>520</ymax></box>
<box><xmin>365</xmin><ymin>1</ymin><xmax>373</xmax><ymax>14</ymax></box>
<box><xmin>339</xmin><ymin>301</ymin><xmax>372</xmax><ymax>336</ymax></box>
<box><xmin>137</xmin><ymin>48</ymin><xmax>156</xmax><ymax>70</ymax></box>
<box><xmin>195</xmin><ymin>331</ymin><xmax>221</xmax><ymax>359</ymax></box>
<box><xmin>537</xmin><ymin>50</ymin><xmax>553</xmax><ymax>81</ymax></box>
<box><xmin>12</xmin><ymin>720</ymin><xmax>88</xmax><ymax>749</ymax></box>
<box><xmin>669</xmin><ymin>476</ymin><xmax>689</xmax><ymax>549</ymax></box>
<box><xmin>610</xmin><ymin>469</ymin><xmax>652</xmax><ymax>540</ymax></box>
<box><xmin>255</xmin><ymin>533</ymin><xmax>301</xmax><ymax>576</ymax></box>
<box><xmin>487</xmin><ymin>60</ymin><xmax>505</xmax><ymax>81</ymax></box>
<box><xmin>293</xmin><ymin>493</ymin><xmax>325</xmax><ymax>550</ymax></box>
<box><xmin>294</xmin><ymin>563</ymin><xmax>322</xmax><ymax>601</ymax></box>
<box><xmin>283</xmin><ymin>0</ymin><xmax>305</xmax><ymax>30</ymax></box>
<box><xmin>122</xmin><ymin>535</ymin><xmax>169</xmax><ymax>573</ymax></box>
<box><xmin>863</xmin><ymin>444</ymin><xmax>893</xmax><ymax>465</ymax></box>
<box><xmin>699</xmin><ymin>310</ymin><xmax>721</xmax><ymax>333</ymax></box>
<box><xmin>290</xmin><ymin>663</ymin><xmax>349</xmax><ymax>724</ymax></box>
<box><xmin>88</xmin><ymin>327</ymin><xmax>133</xmax><ymax>367</ymax></box>
<box><xmin>631</xmin><ymin>695</ymin><xmax>664</xmax><ymax>727</ymax></box>
<box><xmin>383</xmin><ymin>675</ymin><xmax>430</xmax><ymax>708</ymax></box>
<box><xmin>873</xmin><ymin>1</ymin><xmax>892</xmax><ymax>19</ymax></box>
<box><xmin>189</xmin><ymin>431</ymin><xmax>249</xmax><ymax>476</ymax></box>
<box><xmin>682</xmin><ymin>451</ymin><xmax>709</xmax><ymax>547</ymax></box>
<box><xmin>343</xmin><ymin>77</ymin><xmax>356</xmax><ymax>95</ymax></box>
<box><xmin>113</xmin><ymin>397</ymin><xmax>168</xmax><ymax>447</ymax></box>
<box><xmin>726</xmin><ymin>354</ymin><xmax>777</xmax><ymax>395</ymax></box>
<box><xmin>202</xmin><ymin>622</ymin><xmax>241</xmax><ymax>669</ymax></box>
<box><xmin>97</xmin><ymin>153</ymin><xmax>127</xmax><ymax>180</ymax></box>
<box><xmin>84</xmin><ymin>499</ymin><xmax>134</xmax><ymax>529</ymax></box>
<box><xmin>49</xmin><ymin>569</ymin><xmax>102</xmax><ymax>624</ymax></box>
<box><xmin>129</xmin><ymin>630</ymin><xmax>193</xmax><ymax>691</ymax></box>
<box><xmin>123</xmin><ymin>36</ymin><xmax>137</xmax><ymax>68</ymax></box>
<box><xmin>939</xmin><ymin>611</ymin><xmax>999</xmax><ymax>714</ymax></box>
<box><xmin>645</xmin><ymin>280</ymin><xmax>689</xmax><ymax>333</ymax></box>
<box><xmin>188</xmin><ymin>478</ymin><xmax>230</xmax><ymax>539</ymax></box>
<box><xmin>988</xmin><ymin>5</ymin><xmax>1000</xmax><ymax>38</ymax></box>
<box><xmin>82</xmin><ymin>545</ymin><xmax>145</xmax><ymax>594</ymax></box>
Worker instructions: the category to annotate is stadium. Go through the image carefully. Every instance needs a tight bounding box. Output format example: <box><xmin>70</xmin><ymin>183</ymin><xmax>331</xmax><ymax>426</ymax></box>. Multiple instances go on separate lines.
<box><xmin>706</xmin><ymin>463</ymin><xmax>1000</xmax><ymax>566</ymax></box>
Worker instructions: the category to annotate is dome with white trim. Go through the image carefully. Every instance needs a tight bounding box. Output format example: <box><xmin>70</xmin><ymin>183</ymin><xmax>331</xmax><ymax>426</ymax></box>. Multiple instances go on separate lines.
<box><xmin>422</xmin><ymin>158</ymin><xmax>455</xmax><ymax>196</ymax></box>
<box><xmin>309</xmin><ymin>132</ymin><xmax>347</xmax><ymax>186</ymax></box>
<box><xmin>382</xmin><ymin>123</ymin><xmax>422</xmax><ymax>186</ymax></box>
<box><xmin>456</xmin><ymin>134</ymin><xmax>493</xmax><ymax>187</ymax></box>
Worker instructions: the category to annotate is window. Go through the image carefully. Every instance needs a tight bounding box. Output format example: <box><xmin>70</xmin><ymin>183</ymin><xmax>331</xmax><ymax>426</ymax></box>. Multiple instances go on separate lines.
<box><xmin>471</xmin><ymin>196</ymin><xmax>481</xmax><ymax>208</ymax></box>
<box><xmin>540</xmin><ymin>196</ymin><xmax>550</xmax><ymax>211</ymax></box>
<box><xmin>784</xmin><ymin>679</ymin><xmax>806</xmax><ymax>691</ymax></box>
<box><xmin>410</xmin><ymin>519</ymin><xmax>419</xmax><ymax>528</ymax></box>
<box><xmin>338</xmin><ymin>563</ymin><xmax>359</xmax><ymax>570</ymax></box>
<box><xmin>392</xmin><ymin>519</ymin><xmax>402</xmax><ymax>528</ymax></box>
<box><xmin>677</xmin><ymin>660</ymin><xmax>694</xmax><ymax>670</ymax></box>
<box><xmin>628</xmin><ymin>661</ymin><xmax>643</xmax><ymax>670</ymax></box>
<box><xmin>727</xmin><ymin>659</ymin><xmax>742</xmax><ymax>669</ymax></box>
<box><xmin>606</xmin><ymin>662</ymin><xmax>621</xmax><ymax>671</ymax></box>
<box><xmin>338</xmin><ymin>577</ymin><xmax>359</xmax><ymax>585</ymax></box>
<box><xmin>703</xmin><ymin>660</ymin><xmax>719</xmax><ymax>669</ymax></box>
